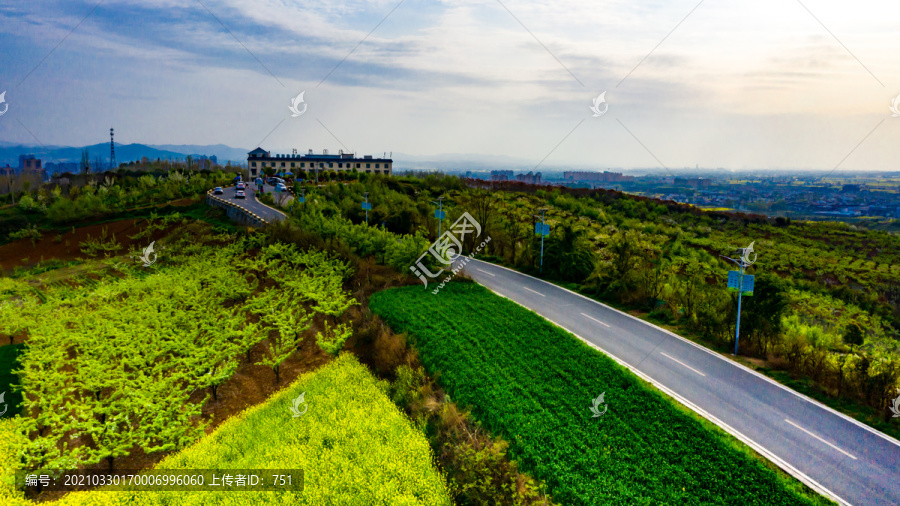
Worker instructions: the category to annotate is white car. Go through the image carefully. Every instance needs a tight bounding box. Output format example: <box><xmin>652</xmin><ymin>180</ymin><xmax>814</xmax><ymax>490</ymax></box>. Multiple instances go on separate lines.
<box><xmin>235</xmin><ymin>190</ymin><xmax>246</xmax><ymax>199</ymax></box>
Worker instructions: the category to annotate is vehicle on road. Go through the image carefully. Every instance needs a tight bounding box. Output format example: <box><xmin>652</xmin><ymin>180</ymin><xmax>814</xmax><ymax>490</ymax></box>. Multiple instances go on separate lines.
<box><xmin>235</xmin><ymin>190</ymin><xmax>245</xmax><ymax>199</ymax></box>
<box><xmin>213</xmin><ymin>187</ymin><xmax>223</xmax><ymax>194</ymax></box>
<box><xmin>276</xmin><ymin>183</ymin><xmax>287</xmax><ymax>192</ymax></box>
<box><xmin>236</xmin><ymin>182</ymin><xmax>246</xmax><ymax>190</ymax></box>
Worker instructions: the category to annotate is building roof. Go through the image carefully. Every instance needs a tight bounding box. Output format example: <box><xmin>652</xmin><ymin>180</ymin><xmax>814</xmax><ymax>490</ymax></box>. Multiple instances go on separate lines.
<box><xmin>248</xmin><ymin>147</ymin><xmax>391</xmax><ymax>163</ymax></box>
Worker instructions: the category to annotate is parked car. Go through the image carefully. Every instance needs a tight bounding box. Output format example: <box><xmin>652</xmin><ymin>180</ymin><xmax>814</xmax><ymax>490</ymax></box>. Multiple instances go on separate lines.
<box><xmin>235</xmin><ymin>190</ymin><xmax>246</xmax><ymax>199</ymax></box>
<box><xmin>275</xmin><ymin>183</ymin><xmax>287</xmax><ymax>192</ymax></box>
<box><xmin>213</xmin><ymin>187</ymin><xmax>223</xmax><ymax>194</ymax></box>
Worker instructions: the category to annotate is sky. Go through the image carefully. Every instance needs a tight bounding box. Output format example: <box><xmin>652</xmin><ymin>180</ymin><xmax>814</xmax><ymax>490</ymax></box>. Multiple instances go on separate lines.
<box><xmin>1</xmin><ymin>0</ymin><xmax>899</xmax><ymax>171</ymax></box>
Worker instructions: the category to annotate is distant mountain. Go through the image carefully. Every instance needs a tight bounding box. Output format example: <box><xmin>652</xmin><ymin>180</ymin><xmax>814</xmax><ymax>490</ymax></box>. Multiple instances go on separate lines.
<box><xmin>147</xmin><ymin>144</ymin><xmax>250</xmax><ymax>164</ymax></box>
<box><xmin>0</xmin><ymin>142</ymin><xmax>249</xmax><ymax>167</ymax></box>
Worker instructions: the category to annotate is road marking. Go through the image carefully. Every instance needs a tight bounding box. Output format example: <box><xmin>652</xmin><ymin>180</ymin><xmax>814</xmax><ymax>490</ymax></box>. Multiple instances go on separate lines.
<box><xmin>580</xmin><ymin>312</ymin><xmax>610</xmax><ymax>327</ymax></box>
<box><xmin>476</xmin><ymin>268</ymin><xmax>495</xmax><ymax>276</ymax></box>
<box><xmin>785</xmin><ymin>419</ymin><xmax>857</xmax><ymax>460</ymax></box>
<box><xmin>523</xmin><ymin>287</ymin><xmax>545</xmax><ymax>297</ymax></box>
<box><xmin>660</xmin><ymin>352</ymin><xmax>706</xmax><ymax>377</ymax></box>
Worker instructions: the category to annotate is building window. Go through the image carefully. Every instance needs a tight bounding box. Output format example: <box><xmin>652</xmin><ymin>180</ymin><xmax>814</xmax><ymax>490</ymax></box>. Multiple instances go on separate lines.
<box><xmin>281</xmin><ymin>162</ymin><xmax>285</xmax><ymax>167</ymax></box>
<box><xmin>290</xmin><ymin>162</ymin><xmax>294</xmax><ymax>168</ymax></box>
<box><xmin>251</xmin><ymin>162</ymin><xmax>257</xmax><ymax>167</ymax></box>
<box><xmin>300</xmin><ymin>162</ymin><xmax>305</xmax><ymax>168</ymax></box>
<box><xmin>366</xmin><ymin>163</ymin><xmax>370</xmax><ymax>168</ymax></box>
<box><xmin>328</xmin><ymin>162</ymin><xmax>333</xmax><ymax>168</ymax></box>
<box><xmin>375</xmin><ymin>163</ymin><xmax>380</xmax><ymax>168</ymax></box>
<box><xmin>366</xmin><ymin>170</ymin><xmax>371</xmax><ymax>173</ymax></box>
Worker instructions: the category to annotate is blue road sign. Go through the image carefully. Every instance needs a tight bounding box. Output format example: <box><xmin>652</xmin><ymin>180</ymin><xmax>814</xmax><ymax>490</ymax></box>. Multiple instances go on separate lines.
<box><xmin>435</xmin><ymin>210</ymin><xmax>446</xmax><ymax>219</ymax></box>
<box><xmin>362</xmin><ymin>202</ymin><xmax>372</xmax><ymax>210</ymax></box>
<box><xmin>297</xmin><ymin>196</ymin><xmax>305</xmax><ymax>203</ymax></box>
<box><xmin>727</xmin><ymin>271</ymin><xmax>754</xmax><ymax>295</ymax></box>
<box><xmin>742</xmin><ymin>274</ymin><xmax>754</xmax><ymax>296</ymax></box>
<box><xmin>535</xmin><ymin>223</ymin><xmax>550</xmax><ymax>236</ymax></box>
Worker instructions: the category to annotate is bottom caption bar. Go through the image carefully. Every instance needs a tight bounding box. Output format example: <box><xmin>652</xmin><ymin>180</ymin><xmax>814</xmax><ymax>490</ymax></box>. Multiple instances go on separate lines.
<box><xmin>16</xmin><ymin>469</ymin><xmax>304</xmax><ymax>492</ymax></box>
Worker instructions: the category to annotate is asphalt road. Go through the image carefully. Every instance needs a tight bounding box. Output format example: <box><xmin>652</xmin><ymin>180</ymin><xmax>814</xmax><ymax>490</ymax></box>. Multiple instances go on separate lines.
<box><xmin>458</xmin><ymin>257</ymin><xmax>900</xmax><ymax>506</ymax></box>
<box><xmin>221</xmin><ymin>183</ymin><xmax>287</xmax><ymax>223</ymax></box>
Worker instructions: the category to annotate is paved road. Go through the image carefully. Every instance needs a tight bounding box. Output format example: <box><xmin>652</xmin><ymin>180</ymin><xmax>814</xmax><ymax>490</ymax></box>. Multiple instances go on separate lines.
<box><xmin>221</xmin><ymin>184</ymin><xmax>287</xmax><ymax>223</ymax></box>
<box><xmin>458</xmin><ymin>257</ymin><xmax>900</xmax><ymax>506</ymax></box>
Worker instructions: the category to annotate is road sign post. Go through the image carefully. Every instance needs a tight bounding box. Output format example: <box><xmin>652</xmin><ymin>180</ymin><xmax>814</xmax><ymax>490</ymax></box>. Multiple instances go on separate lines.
<box><xmin>721</xmin><ymin>242</ymin><xmax>758</xmax><ymax>355</ymax></box>
<box><xmin>534</xmin><ymin>209</ymin><xmax>549</xmax><ymax>274</ymax></box>
<box><xmin>362</xmin><ymin>192</ymin><xmax>371</xmax><ymax>225</ymax></box>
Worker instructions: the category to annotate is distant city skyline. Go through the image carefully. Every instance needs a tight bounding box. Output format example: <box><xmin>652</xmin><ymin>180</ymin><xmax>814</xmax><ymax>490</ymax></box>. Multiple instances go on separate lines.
<box><xmin>1</xmin><ymin>0</ymin><xmax>899</xmax><ymax>171</ymax></box>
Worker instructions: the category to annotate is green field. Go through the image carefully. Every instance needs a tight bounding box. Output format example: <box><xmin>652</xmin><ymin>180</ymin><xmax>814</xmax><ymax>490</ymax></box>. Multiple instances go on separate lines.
<box><xmin>0</xmin><ymin>353</ymin><xmax>451</xmax><ymax>505</ymax></box>
<box><xmin>370</xmin><ymin>283</ymin><xmax>832</xmax><ymax>506</ymax></box>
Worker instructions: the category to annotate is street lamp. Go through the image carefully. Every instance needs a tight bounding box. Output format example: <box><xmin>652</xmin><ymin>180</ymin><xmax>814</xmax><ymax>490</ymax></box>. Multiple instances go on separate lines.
<box><xmin>533</xmin><ymin>208</ymin><xmax>549</xmax><ymax>274</ymax></box>
<box><xmin>432</xmin><ymin>197</ymin><xmax>445</xmax><ymax>237</ymax></box>
<box><xmin>720</xmin><ymin>241</ymin><xmax>758</xmax><ymax>356</ymax></box>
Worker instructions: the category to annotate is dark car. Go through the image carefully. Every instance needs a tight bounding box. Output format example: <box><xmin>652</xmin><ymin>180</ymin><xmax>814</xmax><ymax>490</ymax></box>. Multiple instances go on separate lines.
<box><xmin>213</xmin><ymin>187</ymin><xmax>224</xmax><ymax>195</ymax></box>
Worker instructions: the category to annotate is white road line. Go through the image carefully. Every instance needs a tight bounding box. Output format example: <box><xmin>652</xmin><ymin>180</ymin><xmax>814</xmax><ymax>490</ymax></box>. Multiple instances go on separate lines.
<box><xmin>784</xmin><ymin>419</ymin><xmax>857</xmax><ymax>460</ymax></box>
<box><xmin>660</xmin><ymin>352</ymin><xmax>706</xmax><ymax>377</ymax></box>
<box><xmin>580</xmin><ymin>312</ymin><xmax>610</xmax><ymax>327</ymax></box>
<box><xmin>523</xmin><ymin>287</ymin><xmax>545</xmax><ymax>297</ymax></box>
<box><xmin>476</xmin><ymin>268</ymin><xmax>496</xmax><ymax>276</ymax></box>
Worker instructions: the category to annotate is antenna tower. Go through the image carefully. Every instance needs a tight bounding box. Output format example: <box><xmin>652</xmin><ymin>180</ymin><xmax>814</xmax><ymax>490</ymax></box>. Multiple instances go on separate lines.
<box><xmin>109</xmin><ymin>128</ymin><xmax>117</xmax><ymax>170</ymax></box>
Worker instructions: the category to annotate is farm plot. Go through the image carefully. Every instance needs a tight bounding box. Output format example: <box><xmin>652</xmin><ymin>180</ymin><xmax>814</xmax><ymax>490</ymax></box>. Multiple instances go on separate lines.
<box><xmin>0</xmin><ymin>353</ymin><xmax>451</xmax><ymax>505</ymax></box>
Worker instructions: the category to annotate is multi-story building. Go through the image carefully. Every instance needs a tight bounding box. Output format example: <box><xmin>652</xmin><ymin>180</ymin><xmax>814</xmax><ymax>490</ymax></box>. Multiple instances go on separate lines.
<box><xmin>247</xmin><ymin>148</ymin><xmax>392</xmax><ymax>178</ymax></box>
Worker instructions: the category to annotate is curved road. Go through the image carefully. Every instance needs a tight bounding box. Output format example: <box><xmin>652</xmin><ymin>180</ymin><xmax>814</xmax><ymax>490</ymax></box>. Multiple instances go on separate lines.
<box><xmin>459</xmin><ymin>257</ymin><xmax>900</xmax><ymax>506</ymax></box>
<box><xmin>221</xmin><ymin>183</ymin><xmax>287</xmax><ymax>223</ymax></box>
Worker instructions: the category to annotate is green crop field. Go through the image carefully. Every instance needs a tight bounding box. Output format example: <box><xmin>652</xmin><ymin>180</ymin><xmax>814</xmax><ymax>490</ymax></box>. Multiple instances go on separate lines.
<box><xmin>0</xmin><ymin>353</ymin><xmax>451</xmax><ymax>505</ymax></box>
<box><xmin>370</xmin><ymin>283</ymin><xmax>832</xmax><ymax>506</ymax></box>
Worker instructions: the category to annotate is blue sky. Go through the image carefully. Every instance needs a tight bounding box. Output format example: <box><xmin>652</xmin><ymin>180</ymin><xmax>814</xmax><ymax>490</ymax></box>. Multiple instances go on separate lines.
<box><xmin>1</xmin><ymin>0</ymin><xmax>899</xmax><ymax>170</ymax></box>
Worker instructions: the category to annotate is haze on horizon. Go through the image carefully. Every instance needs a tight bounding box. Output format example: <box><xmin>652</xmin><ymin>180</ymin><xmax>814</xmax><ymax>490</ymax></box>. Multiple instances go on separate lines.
<box><xmin>1</xmin><ymin>0</ymin><xmax>899</xmax><ymax>172</ymax></box>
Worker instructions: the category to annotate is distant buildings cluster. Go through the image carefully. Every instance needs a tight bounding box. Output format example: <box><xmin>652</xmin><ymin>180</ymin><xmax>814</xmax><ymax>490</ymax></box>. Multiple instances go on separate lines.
<box><xmin>563</xmin><ymin>170</ymin><xmax>633</xmax><ymax>183</ymax></box>
<box><xmin>674</xmin><ymin>177</ymin><xmax>712</xmax><ymax>189</ymax></box>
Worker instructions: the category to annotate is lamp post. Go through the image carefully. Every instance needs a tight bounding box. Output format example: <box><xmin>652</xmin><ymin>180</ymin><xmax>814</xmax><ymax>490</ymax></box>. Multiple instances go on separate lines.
<box><xmin>720</xmin><ymin>241</ymin><xmax>757</xmax><ymax>356</ymax></box>
<box><xmin>533</xmin><ymin>208</ymin><xmax>549</xmax><ymax>274</ymax></box>
<box><xmin>432</xmin><ymin>197</ymin><xmax>445</xmax><ymax>237</ymax></box>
